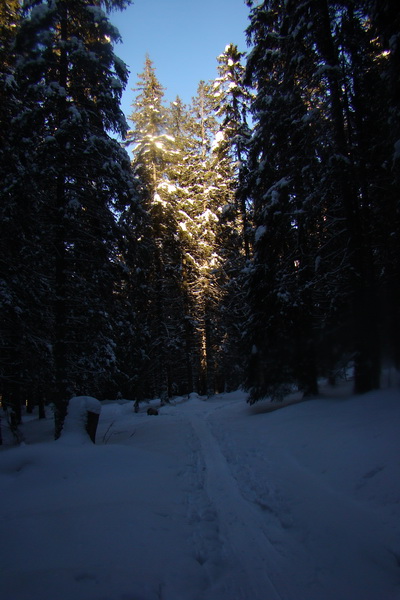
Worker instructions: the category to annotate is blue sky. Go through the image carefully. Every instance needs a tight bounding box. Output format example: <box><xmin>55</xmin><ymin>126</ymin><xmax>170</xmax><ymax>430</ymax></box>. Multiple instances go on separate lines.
<box><xmin>109</xmin><ymin>0</ymin><xmax>251</xmax><ymax>120</ymax></box>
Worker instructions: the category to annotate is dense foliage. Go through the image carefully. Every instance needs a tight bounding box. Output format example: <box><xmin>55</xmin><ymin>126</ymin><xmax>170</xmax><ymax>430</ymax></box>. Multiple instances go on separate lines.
<box><xmin>124</xmin><ymin>56</ymin><xmax>245</xmax><ymax>399</ymax></box>
<box><xmin>0</xmin><ymin>0</ymin><xmax>139</xmax><ymax>434</ymax></box>
<box><xmin>243</xmin><ymin>0</ymin><xmax>399</xmax><ymax>401</ymax></box>
<box><xmin>1</xmin><ymin>0</ymin><xmax>398</xmax><ymax>439</ymax></box>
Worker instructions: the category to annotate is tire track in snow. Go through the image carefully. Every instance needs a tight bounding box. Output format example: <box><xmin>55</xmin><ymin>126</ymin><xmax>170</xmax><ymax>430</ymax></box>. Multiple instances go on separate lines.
<box><xmin>187</xmin><ymin>408</ymin><xmax>285</xmax><ymax>600</ymax></box>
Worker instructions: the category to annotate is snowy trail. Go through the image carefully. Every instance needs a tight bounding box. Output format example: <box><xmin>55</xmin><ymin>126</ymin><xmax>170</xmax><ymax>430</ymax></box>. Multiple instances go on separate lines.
<box><xmin>183</xmin><ymin>398</ymin><xmax>286</xmax><ymax>600</ymax></box>
<box><xmin>1</xmin><ymin>388</ymin><xmax>400</xmax><ymax>600</ymax></box>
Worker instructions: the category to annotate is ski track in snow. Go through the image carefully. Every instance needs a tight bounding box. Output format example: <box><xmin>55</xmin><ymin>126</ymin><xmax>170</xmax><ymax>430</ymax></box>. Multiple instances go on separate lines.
<box><xmin>177</xmin><ymin>394</ymin><xmax>400</xmax><ymax>600</ymax></box>
<box><xmin>184</xmin><ymin>401</ymin><xmax>284</xmax><ymax>600</ymax></box>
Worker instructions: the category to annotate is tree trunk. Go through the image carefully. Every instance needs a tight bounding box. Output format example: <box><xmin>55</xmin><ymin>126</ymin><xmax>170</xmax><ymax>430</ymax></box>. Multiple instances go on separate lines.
<box><xmin>154</xmin><ymin>250</ymin><xmax>170</xmax><ymax>402</ymax></box>
<box><xmin>205</xmin><ymin>302</ymin><xmax>215</xmax><ymax>397</ymax></box>
<box><xmin>53</xmin><ymin>8</ymin><xmax>70</xmax><ymax>438</ymax></box>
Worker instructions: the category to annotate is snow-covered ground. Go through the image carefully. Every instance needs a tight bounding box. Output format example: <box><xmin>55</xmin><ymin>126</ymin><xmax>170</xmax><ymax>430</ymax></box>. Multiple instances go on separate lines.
<box><xmin>1</xmin><ymin>381</ymin><xmax>400</xmax><ymax>600</ymax></box>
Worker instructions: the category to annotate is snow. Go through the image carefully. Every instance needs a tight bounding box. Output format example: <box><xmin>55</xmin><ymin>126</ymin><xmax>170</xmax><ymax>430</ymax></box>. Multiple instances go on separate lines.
<box><xmin>86</xmin><ymin>5</ymin><xmax>106</xmax><ymax>23</ymax></box>
<box><xmin>1</xmin><ymin>382</ymin><xmax>400</xmax><ymax>600</ymax></box>
<box><xmin>29</xmin><ymin>4</ymin><xmax>51</xmax><ymax>24</ymax></box>
<box><xmin>179</xmin><ymin>221</ymin><xmax>187</xmax><ymax>231</ymax></box>
<box><xmin>58</xmin><ymin>396</ymin><xmax>101</xmax><ymax>446</ymax></box>
<box><xmin>255</xmin><ymin>224</ymin><xmax>266</xmax><ymax>243</ymax></box>
<box><xmin>153</xmin><ymin>192</ymin><xmax>168</xmax><ymax>207</ymax></box>
<box><xmin>201</xmin><ymin>208</ymin><xmax>219</xmax><ymax>223</ymax></box>
<box><xmin>211</xmin><ymin>130</ymin><xmax>225</xmax><ymax>152</ymax></box>
<box><xmin>157</xmin><ymin>181</ymin><xmax>177</xmax><ymax>194</ymax></box>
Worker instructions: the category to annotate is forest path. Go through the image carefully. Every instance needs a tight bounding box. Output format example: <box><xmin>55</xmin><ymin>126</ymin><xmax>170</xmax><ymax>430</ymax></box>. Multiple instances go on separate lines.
<box><xmin>2</xmin><ymin>390</ymin><xmax>399</xmax><ymax>600</ymax></box>
<box><xmin>181</xmin><ymin>396</ymin><xmax>287</xmax><ymax>600</ymax></box>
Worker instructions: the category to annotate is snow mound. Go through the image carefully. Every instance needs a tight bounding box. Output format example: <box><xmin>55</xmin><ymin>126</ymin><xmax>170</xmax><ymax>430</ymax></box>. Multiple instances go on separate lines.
<box><xmin>58</xmin><ymin>396</ymin><xmax>101</xmax><ymax>445</ymax></box>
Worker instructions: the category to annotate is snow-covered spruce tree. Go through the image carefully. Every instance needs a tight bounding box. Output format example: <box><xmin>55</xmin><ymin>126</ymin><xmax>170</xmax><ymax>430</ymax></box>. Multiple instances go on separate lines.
<box><xmin>0</xmin><ymin>1</ymin><xmax>22</xmax><ymax>410</ymax></box>
<box><xmin>244</xmin><ymin>0</ymin><xmax>395</xmax><ymax>399</ymax></box>
<box><xmin>0</xmin><ymin>1</ymin><xmax>20</xmax><ymax>127</ymax></box>
<box><xmin>12</xmin><ymin>0</ymin><xmax>136</xmax><ymax>435</ymax></box>
<box><xmin>125</xmin><ymin>56</ymin><xmax>187</xmax><ymax>402</ymax></box>
<box><xmin>170</xmin><ymin>71</ymin><xmax>253</xmax><ymax>396</ymax></box>
<box><xmin>165</xmin><ymin>95</ymin><xmax>204</xmax><ymax>394</ymax></box>
<box><xmin>243</xmin><ymin>0</ymin><xmax>338</xmax><ymax>401</ymax></box>
<box><xmin>299</xmin><ymin>0</ymin><xmax>390</xmax><ymax>392</ymax></box>
<box><xmin>306</xmin><ymin>1</ymin><xmax>380</xmax><ymax>392</ymax></box>
<box><xmin>286</xmin><ymin>0</ymin><xmax>383</xmax><ymax>388</ymax></box>
<box><xmin>211</xmin><ymin>43</ymin><xmax>253</xmax><ymax>390</ymax></box>
<box><xmin>173</xmin><ymin>80</ymin><xmax>229</xmax><ymax>396</ymax></box>
<box><xmin>365</xmin><ymin>0</ymin><xmax>400</xmax><ymax>370</ymax></box>
<box><xmin>213</xmin><ymin>43</ymin><xmax>253</xmax><ymax>258</ymax></box>
<box><xmin>0</xmin><ymin>0</ymin><xmax>55</xmax><ymax>422</ymax></box>
<box><xmin>112</xmin><ymin>201</ymin><xmax>155</xmax><ymax>404</ymax></box>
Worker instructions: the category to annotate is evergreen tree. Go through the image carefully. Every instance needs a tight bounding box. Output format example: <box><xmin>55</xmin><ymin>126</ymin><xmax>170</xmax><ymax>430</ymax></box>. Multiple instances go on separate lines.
<box><xmin>172</xmin><ymin>72</ymin><xmax>252</xmax><ymax>396</ymax></box>
<box><xmin>213</xmin><ymin>43</ymin><xmax>252</xmax><ymax>258</ymax></box>
<box><xmin>0</xmin><ymin>0</ymin><xmax>54</xmax><ymax>423</ymax></box>
<box><xmin>307</xmin><ymin>0</ymin><xmax>383</xmax><ymax>393</ymax></box>
<box><xmin>366</xmin><ymin>0</ymin><xmax>400</xmax><ymax>369</ymax></box>
<box><xmin>243</xmin><ymin>0</ymin><xmax>397</xmax><ymax>399</ymax></box>
<box><xmin>125</xmin><ymin>65</ymin><xmax>237</xmax><ymax>399</ymax></box>
<box><xmin>243</xmin><ymin>0</ymin><xmax>323</xmax><ymax>400</ymax></box>
<box><xmin>112</xmin><ymin>196</ymin><xmax>154</xmax><ymax>404</ymax></box>
<box><xmin>126</xmin><ymin>56</ymin><xmax>186</xmax><ymax>401</ymax></box>
<box><xmin>211</xmin><ymin>44</ymin><xmax>253</xmax><ymax>389</ymax></box>
<box><xmin>0</xmin><ymin>1</ymin><xmax>20</xmax><ymax>131</ymax></box>
<box><xmin>126</xmin><ymin>54</ymin><xmax>175</xmax><ymax>189</ymax></box>
<box><xmin>7</xmin><ymin>0</ymin><xmax>136</xmax><ymax>434</ymax></box>
<box><xmin>174</xmin><ymin>80</ymin><xmax>225</xmax><ymax>395</ymax></box>
<box><xmin>165</xmin><ymin>95</ymin><xmax>203</xmax><ymax>393</ymax></box>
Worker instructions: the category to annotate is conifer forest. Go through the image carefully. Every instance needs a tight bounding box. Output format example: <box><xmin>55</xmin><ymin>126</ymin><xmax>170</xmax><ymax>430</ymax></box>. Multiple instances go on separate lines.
<box><xmin>1</xmin><ymin>1</ymin><xmax>399</xmax><ymax>437</ymax></box>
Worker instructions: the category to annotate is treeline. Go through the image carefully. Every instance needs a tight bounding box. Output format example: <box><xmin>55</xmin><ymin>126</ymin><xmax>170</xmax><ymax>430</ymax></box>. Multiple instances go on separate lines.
<box><xmin>1</xmin><ymin>1</ymin><xmax>140</xmax><ymax>433</ymax></box>
<box><xmin>122</xmin><ymin>50</ymin><xmax>251</xmax><ymax>404</ymax></box>
<box><xmin>0</xmin><ymin>1</ymin><xmax>249</xmax><ymax>436</ymax></box>
<box><xmin>1</xmin><ymin>1</ymin><xmax>399</xmax><ymax>438</ymax></box>
<box><xmin>244</xmin><ymin>0</ymin><xmax>399</xmax><ymax>401</ymax></box>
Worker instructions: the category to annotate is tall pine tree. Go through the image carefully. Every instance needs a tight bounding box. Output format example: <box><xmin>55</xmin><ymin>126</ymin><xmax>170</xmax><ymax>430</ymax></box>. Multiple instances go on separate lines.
<box><xmin>126</xmin><ymin>56</ymin><xmax>186</xmax><ymax>401</ymax></box>
<box><xmin>243</xmin><ymin>0</ymin><xmax>398</xmax><ymax>399</ymax></box>
<box><xmin>8</xmin><ymin>0</ymin><xmax>136</xmax><ymax>434</ymax></box>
